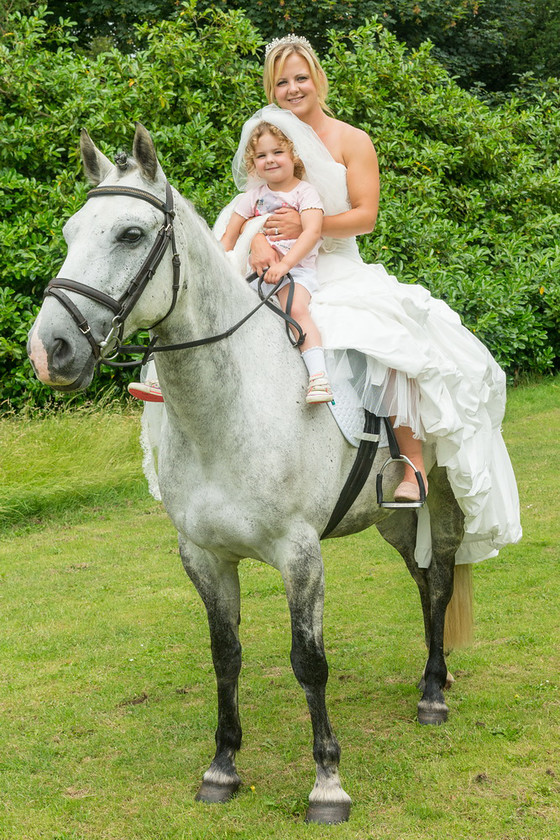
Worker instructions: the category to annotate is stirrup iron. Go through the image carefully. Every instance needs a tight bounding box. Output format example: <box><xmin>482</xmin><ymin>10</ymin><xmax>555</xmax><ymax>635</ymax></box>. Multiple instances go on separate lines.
<box><xmin>376</xmin><ymin>455</ymin><xmax>427</xmax><ymax>509</ymax></box>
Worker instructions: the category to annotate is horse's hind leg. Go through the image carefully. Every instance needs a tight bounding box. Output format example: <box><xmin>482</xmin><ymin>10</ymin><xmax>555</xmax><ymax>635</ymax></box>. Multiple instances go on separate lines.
<box><xmin>418</xmin><ymin>467</ymin><xmax>464</xmax><ymax>724</ymax></box>
<box><xmin>376</xmin><ymin>507</ymin><xmax>432</xmax><ymax>642</ymax></box>
<box><xmin>279</xmin><ymin>534</ymin><xmax>351</xmax><ymax>824</ymax></box>
<box><xmin>376</xmin><ymin>467</ymin><xmax>464</xmax><ymax>725</ymax></box>
<box><xmin>178</xmin><ymin>536</ymin><xmax>243</xmax><ymax>803</ymax></box>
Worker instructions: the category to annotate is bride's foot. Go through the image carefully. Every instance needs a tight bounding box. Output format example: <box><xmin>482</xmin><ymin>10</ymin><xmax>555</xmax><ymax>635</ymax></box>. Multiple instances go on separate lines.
<box><xmin>391</xmin><ymin>423</ymin><xmax>427</xmax><ymax>502</ymax></box>
<box><xmin>128</xmin><ymin>380</ymin><xmax>164</xmax><ymax>402</ymax></box>
<box><xmin>393</xmin><ymin>473</ymin><xmax>428</xmax><ymax>503</ymax></box>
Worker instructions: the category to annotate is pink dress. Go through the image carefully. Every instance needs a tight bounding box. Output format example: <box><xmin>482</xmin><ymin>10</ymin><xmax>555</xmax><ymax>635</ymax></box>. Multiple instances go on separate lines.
<box><xmin>234</xmin><ymin>181</ymin><xmax>324</xmax><ymax>294</ymax></box>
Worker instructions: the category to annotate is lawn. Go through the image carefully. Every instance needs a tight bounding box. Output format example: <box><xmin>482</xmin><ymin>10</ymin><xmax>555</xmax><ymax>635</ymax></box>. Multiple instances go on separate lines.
<box><xmin>0</xmin><ymin>379</ymin><xmax>558</xmax><ymax>839</ymax></box>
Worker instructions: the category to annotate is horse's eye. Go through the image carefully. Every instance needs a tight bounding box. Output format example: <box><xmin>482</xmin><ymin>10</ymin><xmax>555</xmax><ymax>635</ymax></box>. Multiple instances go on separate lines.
<box><xmin>119</xmin><ymin>227</ymin><xmax>144</xmax><ymax>243</ymax></box>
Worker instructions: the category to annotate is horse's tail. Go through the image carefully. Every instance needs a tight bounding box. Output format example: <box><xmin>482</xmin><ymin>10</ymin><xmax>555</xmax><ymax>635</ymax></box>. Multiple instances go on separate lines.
<box><xmin>444</xmin><ymin>563</ymin><xmax>473</xmax><ymax>652</ymax></box>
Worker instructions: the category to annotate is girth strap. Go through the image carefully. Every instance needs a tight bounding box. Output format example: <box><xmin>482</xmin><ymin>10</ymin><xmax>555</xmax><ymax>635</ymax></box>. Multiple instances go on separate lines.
<box><xmin>321</xmin><ymin>413</ymin><xmax>399</xmax><ymax>539</ymax></box>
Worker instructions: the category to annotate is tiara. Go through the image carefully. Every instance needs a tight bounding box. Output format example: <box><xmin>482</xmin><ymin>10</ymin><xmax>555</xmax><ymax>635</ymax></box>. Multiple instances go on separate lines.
<box><xmin>265</xmin><ymin>34</ymin><xmax>314</xmax><ymax>58</ymax></box>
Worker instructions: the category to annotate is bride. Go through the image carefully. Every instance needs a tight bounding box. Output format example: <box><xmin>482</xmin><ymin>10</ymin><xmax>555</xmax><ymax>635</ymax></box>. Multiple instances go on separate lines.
<box><xmin>140</xmin><ymin>35</ymin><xmax>521</xmax><ymax>563</ymax></box>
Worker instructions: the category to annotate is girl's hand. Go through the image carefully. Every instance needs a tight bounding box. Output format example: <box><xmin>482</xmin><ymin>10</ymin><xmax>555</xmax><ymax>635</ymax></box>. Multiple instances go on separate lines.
<box><xmin>249</xmin><ymin>233</ymin><xmax>280</xmax><ymax>276</ymax></box>
<box><xmin>264</xmin><ymin>207</ymin><xmax>302</xmax><ymax>241</ymax></box>
<box><xmin>264</xmin><ymin>262</ymin><xmax>289</xmax><ymax>284</ymax></box>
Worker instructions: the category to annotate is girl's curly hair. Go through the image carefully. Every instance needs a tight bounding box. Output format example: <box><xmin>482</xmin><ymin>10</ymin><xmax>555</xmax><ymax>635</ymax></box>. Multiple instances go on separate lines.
<box><xmin>244</xmin><ymin>121</ymin><xmax>305</xmax><ymax>180</ymax></box>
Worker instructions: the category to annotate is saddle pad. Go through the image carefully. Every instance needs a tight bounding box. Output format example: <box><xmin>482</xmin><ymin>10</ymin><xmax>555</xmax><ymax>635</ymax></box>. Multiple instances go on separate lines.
<box><xmin>327</xmin><ymin>377</ymin><xmax>387</xmax><ymax>449</ymax></box>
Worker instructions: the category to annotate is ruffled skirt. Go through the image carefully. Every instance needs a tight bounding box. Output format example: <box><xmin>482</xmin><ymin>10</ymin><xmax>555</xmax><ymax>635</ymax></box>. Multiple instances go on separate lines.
<box><xmin>310</xmin><ymin>239</ymin><xmax>522</xmax><ymax>563</ymax></box>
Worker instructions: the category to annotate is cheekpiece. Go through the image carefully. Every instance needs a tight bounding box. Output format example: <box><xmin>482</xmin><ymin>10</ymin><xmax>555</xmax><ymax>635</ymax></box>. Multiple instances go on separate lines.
<box><xmin>265</xmin><ymin>34</ymin><xmax>313</xmax><ymax>58</ymax></box>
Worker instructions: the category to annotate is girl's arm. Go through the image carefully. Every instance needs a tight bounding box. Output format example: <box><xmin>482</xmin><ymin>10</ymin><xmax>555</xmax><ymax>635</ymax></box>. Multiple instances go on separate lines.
<box><xmin>263</xmin><ymin>209</ymin><xmax>323</xmax><ymax>283</ymax></box>
<box><xmin>220</xmin><ymin>212</ymin><xmax>248</xmax><ymax>252</ymax></box>
<box><xmin>249</xmin><ymin>233</ymin><xmax>281</xmax><ymax>274</ymax></box>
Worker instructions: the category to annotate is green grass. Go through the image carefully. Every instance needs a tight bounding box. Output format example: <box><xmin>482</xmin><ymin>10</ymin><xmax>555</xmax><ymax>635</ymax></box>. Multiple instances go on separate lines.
<box><xmin>0</xmin><ymin>402</ymin><xmax>147</xmax><ymax>530</ymax></box>
<box><xmin>0</xmin><ymin>380</ymin><xmax>558</xmax><ymax>839</ymax></box>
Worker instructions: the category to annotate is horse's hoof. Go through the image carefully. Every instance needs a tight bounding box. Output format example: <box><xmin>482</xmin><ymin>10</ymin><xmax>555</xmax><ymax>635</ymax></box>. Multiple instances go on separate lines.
<box><xmin>195</xmin><ymin>779</ymin><xmax>240</xmax><ymax>804</ymax></box>
<box><xmin>305</xmin><ymin>801</ymin><xmax>351</xmax><ymax>824</ymax></box>
<box><xmin>417</xmin><ymin>700</ymin><xmax>448</xmax><ymax>725</ymax></box>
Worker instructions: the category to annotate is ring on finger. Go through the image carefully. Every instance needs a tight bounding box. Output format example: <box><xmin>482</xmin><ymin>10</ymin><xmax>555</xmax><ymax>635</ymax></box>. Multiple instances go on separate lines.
<box><xmin>275</xmin><ymin>227</ymin><xmax>279</xmax><ymax>236</ymax></box>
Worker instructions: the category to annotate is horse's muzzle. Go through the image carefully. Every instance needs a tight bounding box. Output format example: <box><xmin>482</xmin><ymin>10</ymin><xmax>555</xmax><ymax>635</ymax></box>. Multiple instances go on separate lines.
<box><xmin>27</xmin><ymin>306</ymin><xmax>97</xmax><ymax>391</ymax></box>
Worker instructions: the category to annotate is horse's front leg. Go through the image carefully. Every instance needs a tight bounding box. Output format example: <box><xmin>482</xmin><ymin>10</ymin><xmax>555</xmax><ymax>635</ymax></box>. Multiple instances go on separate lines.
<box><xmin>178</xmin><ymin>536</ymin><xmax>242</xmax><ymax>803</ymax></box>
<box><xmin>279</xmin><ymin>534</ymin><xmax>351</xmax><ymax>824</ymax></box>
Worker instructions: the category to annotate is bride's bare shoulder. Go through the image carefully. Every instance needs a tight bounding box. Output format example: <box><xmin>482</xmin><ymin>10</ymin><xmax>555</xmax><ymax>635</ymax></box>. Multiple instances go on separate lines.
<box><xmin>327</xmin><ymin>116</ymin><xmax>372</xmax><ymax>144</ymax></box>
<box><xmin>329</xmin><ymin>118</ymin><xmax>376</xmax><ymax>165</ymax></box>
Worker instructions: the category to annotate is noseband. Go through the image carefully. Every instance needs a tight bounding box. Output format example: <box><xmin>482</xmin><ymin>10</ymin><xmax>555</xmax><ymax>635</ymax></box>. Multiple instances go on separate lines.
<box><xmin>44</xmin><ymin>182</ymin><xmax>181</xmax><ymax>364</ymax></box>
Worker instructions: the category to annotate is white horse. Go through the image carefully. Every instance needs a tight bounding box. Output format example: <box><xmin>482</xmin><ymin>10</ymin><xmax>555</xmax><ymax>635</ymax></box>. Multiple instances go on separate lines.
<box><xmin>28</xmin><ymin>125</ymin><xmax>470</xmax><ymax>824</ymax></box>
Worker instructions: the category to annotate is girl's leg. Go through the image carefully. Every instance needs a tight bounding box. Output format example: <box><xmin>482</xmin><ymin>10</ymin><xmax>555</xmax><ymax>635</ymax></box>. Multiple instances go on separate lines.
<box><xmin>277</xmin><ymin>285</ymin><xmax>333</xmax><ymax>404</ymax></box>
<box><xmin>277</xmin><ymin>285</ymin><xmax>321</xmax><ymax>352</ymax></box>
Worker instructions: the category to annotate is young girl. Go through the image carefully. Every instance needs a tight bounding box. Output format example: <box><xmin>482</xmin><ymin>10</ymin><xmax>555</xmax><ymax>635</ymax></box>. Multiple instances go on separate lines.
<box><xmin>129</xmin><ymin>121</ymin><xmax>334</xmax><ymax>406</ymax></box>
<box><xmin>221</xmin><ymin>121</ymin><xmax>333</xmax><ymax>404</ymax></box>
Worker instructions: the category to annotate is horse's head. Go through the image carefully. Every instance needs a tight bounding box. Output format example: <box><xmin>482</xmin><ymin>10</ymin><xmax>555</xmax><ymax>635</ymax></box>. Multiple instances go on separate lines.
<box><xmin>27</xmin><ymin>124</ymin><xmax>181</xmax><ymax>391</ymax></box>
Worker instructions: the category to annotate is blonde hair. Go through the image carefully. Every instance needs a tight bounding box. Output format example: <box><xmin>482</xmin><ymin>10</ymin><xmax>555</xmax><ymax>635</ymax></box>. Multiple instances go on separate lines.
<box><xmin>244</xmin><ymin>121</ymin><xmax>305</xmax><ymax>180</ymax></box>
<box><xmin>263</xmin><ymin>39</ymin><xmax>330</xmax><ymax>113</ymax></box>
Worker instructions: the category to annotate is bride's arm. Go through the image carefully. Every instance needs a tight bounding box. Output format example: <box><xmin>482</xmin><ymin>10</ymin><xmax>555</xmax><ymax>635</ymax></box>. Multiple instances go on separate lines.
<box><xmin>322</xmin><ymin>127</ymin><xmax>379</xmax><ymax>238</ymax></box>
<box><xmin>262</xmin><ymin>127</ymin><xmax>379</xmax><ymax>243</ymax></box>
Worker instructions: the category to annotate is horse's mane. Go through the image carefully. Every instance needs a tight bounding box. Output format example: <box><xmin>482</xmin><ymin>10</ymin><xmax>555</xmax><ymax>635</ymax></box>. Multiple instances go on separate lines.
<box><xmin>171</xmin><ymin>185</ymin><xmax>251</xmax><ymax>297</ymax></box>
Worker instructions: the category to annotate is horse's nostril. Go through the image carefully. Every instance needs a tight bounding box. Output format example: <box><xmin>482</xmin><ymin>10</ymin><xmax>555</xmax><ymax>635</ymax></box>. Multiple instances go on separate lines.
<box><xmin>52</xmin><ymin>336</ymin><xmax>73</xmax><ymax>368</ymax></box>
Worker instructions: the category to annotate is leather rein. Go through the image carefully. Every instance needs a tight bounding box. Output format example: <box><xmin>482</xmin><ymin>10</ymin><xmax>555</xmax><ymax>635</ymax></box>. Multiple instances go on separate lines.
<box><xmin>44</xmin><ymin>182</ymin><xmax>304</xmax><ymax>369</ymax></box>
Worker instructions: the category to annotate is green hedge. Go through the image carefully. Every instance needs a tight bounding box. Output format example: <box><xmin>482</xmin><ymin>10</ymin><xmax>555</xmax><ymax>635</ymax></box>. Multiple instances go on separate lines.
<box><xmin>1</xmin><ymin>2</ymin><xmax>559</xmax><ymax>408</ymax></box>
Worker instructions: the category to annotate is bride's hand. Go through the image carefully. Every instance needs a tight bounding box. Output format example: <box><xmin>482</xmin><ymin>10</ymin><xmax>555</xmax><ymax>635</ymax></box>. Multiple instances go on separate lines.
<box><xmin>249</xmin><ymin>233</ymin><xmax>279</xmax><ymax>276</ymax></box>
<box><xmin>264</xmin><ymin>207</ymin><xmax>302</xmax><ymax>241</ymax></box>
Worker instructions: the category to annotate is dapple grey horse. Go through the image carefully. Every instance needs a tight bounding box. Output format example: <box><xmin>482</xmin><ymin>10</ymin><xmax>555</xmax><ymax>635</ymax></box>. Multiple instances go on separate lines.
<box><xmin>28</xmin><ymin>125</ymin><xmax>470</xmax><ymax>824</ymax></box>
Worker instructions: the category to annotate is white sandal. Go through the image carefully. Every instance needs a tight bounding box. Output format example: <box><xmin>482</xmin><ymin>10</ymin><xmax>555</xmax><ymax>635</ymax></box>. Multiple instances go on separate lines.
<box><xmin>306</xmin><ymin>373</ymin><xmax>334</xmax><ymax>404</ymax></box>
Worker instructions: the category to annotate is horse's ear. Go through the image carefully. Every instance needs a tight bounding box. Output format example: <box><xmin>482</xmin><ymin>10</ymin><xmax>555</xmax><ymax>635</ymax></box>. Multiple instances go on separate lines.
<box><xmin>80</xmin><ymin>129</ymin><xmax>113</xmax><ymax>185</ymax></box>
<box><xmin>133</xmin><ymin>123</ymin><xmax>159</xmax><ymax>182</ymax></box>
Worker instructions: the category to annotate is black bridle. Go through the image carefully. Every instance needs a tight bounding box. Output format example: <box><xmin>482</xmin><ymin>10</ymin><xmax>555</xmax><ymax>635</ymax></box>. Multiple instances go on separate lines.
<box><xmin>44</xmin><ymin>182</ymin><xmax>304</xmax><ymax>369</ymax></box>
<box><xmin>45</xmin><ymin>182</ymin><xmax>181</xmax><ymax>364</ymax></box>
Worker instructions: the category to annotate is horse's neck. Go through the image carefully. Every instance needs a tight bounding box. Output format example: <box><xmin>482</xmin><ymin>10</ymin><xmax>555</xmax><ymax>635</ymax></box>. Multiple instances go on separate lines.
<box><xmin>153</xmin><ymin>192</ymin><xmax>302</xmax><ymax>435</ymax></box>
<box><xmin>171</xmin><ymin>191</ymin><xmax>266</xmax><ymax>337</ymax></box>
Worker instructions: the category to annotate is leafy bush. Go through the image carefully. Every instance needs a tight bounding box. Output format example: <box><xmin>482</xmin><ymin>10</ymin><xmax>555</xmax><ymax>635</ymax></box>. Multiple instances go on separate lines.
<box><xmin>1</xmin><ymin>3</ymin><xmax>559</xmax><ymax>408</ymax></box>
<box><xmin>0</xmin><ymin>2</ymin><xmax>262</xmax><ymax>407</ymax></box>
<box><xmin>40</xmin><ymin>1</ymin><xmax>560</xmax><ymax>91</ymax></box>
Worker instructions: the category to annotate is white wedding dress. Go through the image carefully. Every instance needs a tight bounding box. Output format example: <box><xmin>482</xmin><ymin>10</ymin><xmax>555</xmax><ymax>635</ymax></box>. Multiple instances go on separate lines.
<box><xmin>141</xmin><ymin>104</ymin><xmax>522</xmax><ymax>566</ymax></box>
